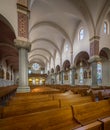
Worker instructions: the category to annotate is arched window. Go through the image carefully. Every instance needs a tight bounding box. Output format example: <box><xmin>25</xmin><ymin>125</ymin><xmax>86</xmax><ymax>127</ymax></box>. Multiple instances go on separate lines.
<box><xmin>28</xmin><ymin>70</ymin><xmax>31</xmax><ymax>74</ymax></box>
<box><xmin>65</xmin><ymin>43</ymin><xmax>69</xmax><ymax>52</ymax></box>
<box><xmin>104</xmin><ymin>21</ymin><xmax>109</xmax><ymax>34</ymax></box>
<box><xmin>79</xmin><ymin>28</ymin><xmax>84</xmax><ymax>40</ymax></box>
<box><xmin>32</xmin><ymin>63</ymin><xmax>40</xmax><ymax>70</ymax></box>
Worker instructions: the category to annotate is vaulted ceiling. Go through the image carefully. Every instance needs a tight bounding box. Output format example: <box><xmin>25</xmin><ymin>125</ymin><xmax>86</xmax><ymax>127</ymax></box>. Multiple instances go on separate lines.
<box><xmin>28</xmin><ymin>0</ymin><xmax>108</xmax><ymax>68</ymax></box>
<box><xmin>0</xmin><ymin>16</ymin><xmax>18</xmax><ymax>71</ymax></box>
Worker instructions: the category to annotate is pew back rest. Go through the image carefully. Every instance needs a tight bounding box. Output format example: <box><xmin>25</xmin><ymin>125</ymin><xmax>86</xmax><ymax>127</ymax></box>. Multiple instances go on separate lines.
<box><xmin>61</xmin><ymin>96</ymin><xmax>93</xmax><ymax>107</ymax></box>
<box><xmin>72</xmin><ymin>100</ymin><xmax>110</xmax><ymax>125</ymax></box>
<box><xmin>2</xmin><ymin>100</ymin><xmax>60</xmax><ymax>118</ymax></box>
<box><xmin>0</xmin><ymin>107</ymin><xmax>81</xmax><ymax>130</ymax></box>
<box><xmin>8</xmin><ymin>96</ymin><xmax>53</xmax><ymax>105</ymax></box>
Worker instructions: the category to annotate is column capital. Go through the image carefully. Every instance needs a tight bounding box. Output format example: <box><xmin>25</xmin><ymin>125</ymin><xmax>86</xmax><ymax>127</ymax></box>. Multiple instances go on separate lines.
<box><xmin>14</xmin><ymin>38</ymin><xmax>31</xmax><ymax>50</ymax></box>
<box><xmin>89</xmin><ymin>36</ymin><xmax>100</xmax><ymax>42</ymax></box>
<box><xmin>88</xmin><ymin>55</ymin><xmax>101</xmax><ymax>63</ymax></box>
<box><xmin>70</xmin><ymin>64</ymin><xmax>76</xmax><ymax>70</ymax></box>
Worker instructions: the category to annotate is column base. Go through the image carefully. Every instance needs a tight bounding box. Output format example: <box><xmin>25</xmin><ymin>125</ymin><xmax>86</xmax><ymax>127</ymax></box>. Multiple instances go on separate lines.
<box><xmin>17</xmin><ymin>86</ymin><xmax>30</xmax><ymax>93</ymax></box>
<box><xmin>90</xmin><ymin>85</ymin><xmax>99</xmax><ymax>88</ymax></box>
<box><xmin>71</xmin><ymin>85</ymin><xmax>75</xmax><ymax>87</ymax></box>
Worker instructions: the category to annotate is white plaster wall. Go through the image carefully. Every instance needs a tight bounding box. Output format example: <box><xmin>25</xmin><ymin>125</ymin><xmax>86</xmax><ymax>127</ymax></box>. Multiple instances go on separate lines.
<box><xmin>62</xmin><ymin>41</ymin><xmax>71</xmax><ymax>64</ymax></box>
<box><xmin>55</xmin><ymin>51</ymin><xmax>60</xmax><ymax>67</ymax></box>
<box><xmin>100</xmin><ymin>18</ymin><xmax>110</xmax><ymax>50</ymax></box>
<box><xmin>50</xmin><ymin>58</ymin><xmax>54</xmax><ymax>70</ymax></box>
<box><xmin>73</xmin><ymin>22</ymin><xmax>90</xmax><ymax>63</ymax></box>
<box><xmin>0</xmin><ymin>0</ymin><xmax>17</xmax><ymax>36</ymax></box>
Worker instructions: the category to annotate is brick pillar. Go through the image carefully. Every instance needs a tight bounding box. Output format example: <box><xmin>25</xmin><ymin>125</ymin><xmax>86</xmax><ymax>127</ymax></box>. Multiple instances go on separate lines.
<box><xmin>89</xmin><ymin>36</ymin><xmax>101</xmax><ymax>87</ymax></box>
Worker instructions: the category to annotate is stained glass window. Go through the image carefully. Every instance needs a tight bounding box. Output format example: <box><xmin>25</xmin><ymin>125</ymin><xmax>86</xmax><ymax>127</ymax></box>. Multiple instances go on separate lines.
<box><xmin>79</xmin><ymin>28</ymin><xmax>84</xmax><ymax>40</ymax></box>
<box><xmin>32</xmin><ymin>63</ymin><xmax>40</xmax><ymax>70</ymax></box>
<box><xmin>104</xmin><ymin>22</ymin><xmax>107</xmax><ymax>34</ymax></box>
<box><xmin>65</xmin><ymin>43</ymin><xmax>69</xmax><ymax>52</ymax></box>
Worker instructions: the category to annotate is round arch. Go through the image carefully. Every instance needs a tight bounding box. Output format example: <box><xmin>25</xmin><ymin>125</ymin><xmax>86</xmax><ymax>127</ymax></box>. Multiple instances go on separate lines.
<box><xmin>74</xmin><ymin>51</ymin><xmax>89</xmax><ymax>67</ymax></box>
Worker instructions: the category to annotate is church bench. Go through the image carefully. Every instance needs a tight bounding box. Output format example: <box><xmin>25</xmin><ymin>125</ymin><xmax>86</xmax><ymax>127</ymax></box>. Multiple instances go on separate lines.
<box><xmin>0</xmin><ymin>86</ymin><xmax>17</xmax><ymax>106</ymax></box>
<box><xmin>60</xmin><ymin>96</ymin><xmax>93</xmax><ymax>107</ymax></box>
<box><xmin>52</xmin><ymin>93</ymin><xmax>81</xmax><ymax>100</ymax></box>
<box><xmin>13</xmin><ymin>93</ymin><xmax>51</xmax><ymax>99</ymax></box>
<box><xmin>99</xmin><ymin>116</ymin><xmax>110</xmax><ymax>130</ymax></box>
<box><xmin>7</xmin><ymin>92</ymin><xmax>76</xmax><ymax>105</ymax></box>
<box><xmin>1</xmin><ymin>100</ymin><xmax>60</xmax><ymax>118</ymax></box>
<box><xmin>7</xmin><ymin>92</ymin><xmax>81</xmax><ymax>106</ymax></box>
<box><xmin>0</xmin><ymin>107</ymin><xmax>81</xmax><ymax>130</ymax></box>
<box><xmin>1</xmin><ymin>96</ymin><xmax>93</xmax><ymax>118</ymax></box>
<box><xmin>74</xmin><ymin>121</ymin><xmax>102</xmax><ymax>130</ymax></box>
<box><xmin>7</xmin><ymin>95</ymin><xmax>54</xmax><ymax>105</ymax></box>
<box><xmin>8</xmin><ymin>95</ymin><xmax>92</xmax><ymax>107</ymax></box>
<box><xmin>72</xmin><ymin>100</ymin><xmax>110</xmax><ymax>126</ymax></box>
<box><xmin>89</xmin><ymin>88</ymin><xmax>110</xmax><ymax>101</ymax></box>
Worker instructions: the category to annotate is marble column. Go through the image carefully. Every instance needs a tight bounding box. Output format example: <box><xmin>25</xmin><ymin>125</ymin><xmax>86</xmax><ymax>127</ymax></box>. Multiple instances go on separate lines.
<box><xmin>89</xmin><ymin>36</ymin><xmax>100</xmax><ymax>87</ymax></box>
<box><xmin>89</xmin><ymin>56</ymin><xmax>101</xmax><ymax>87</ymax></box>
<box><xmin>15</xmin><ymin>39</ymin><xmax>30</xmax><ymax>93</ymax></box>
<box><xmin>61</xmin><ymin>70</ymin><xmax>64</xmax><ymax>85</ymax></box>
<box><xmin>71</xmin><ymin>67</ymin><xmax>76</xmax><ymax>86</ymax></box>
<box><xmin>54</xmin><ymin>73</ymin><xmax>57</xmax><ymax>84</ymax></box>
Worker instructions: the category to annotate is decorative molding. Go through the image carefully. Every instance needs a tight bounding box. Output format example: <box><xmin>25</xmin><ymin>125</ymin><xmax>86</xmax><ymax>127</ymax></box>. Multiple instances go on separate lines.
<box><xmin>14</xmin><ymin>39</ymin><xmax>30</xmax><ymax>50</ymax></box>
<box><xmin>17</xmin><ymin>0</ymin><xmax>28</xmax><ymax>7</ymax></box>
<box><xmin>89</xmin><ymin>36</ymin><xmax>100</xmax><ymax>42</ymax></box>
<box><xmin>88</xmin><ymin>55</ymin><xmax>101</xmax><ymax>63</ymax></box>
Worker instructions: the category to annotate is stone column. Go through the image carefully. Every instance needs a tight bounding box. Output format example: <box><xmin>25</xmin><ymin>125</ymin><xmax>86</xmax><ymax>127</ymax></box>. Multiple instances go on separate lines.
<box><xmin>15</xmin><ymin>39</ymin><xmax>30</xmax><ymax>92</ymax></box>
<box><xmin>61</xmin><ymin>70</ymin><xmax>64</xmax><ymax>85</ymax></box>
<box><xmin>15</xmin><ymin>0</ymin><xmax>30</xmax><ymax>92</ymax></box>
<box><xmin>89</xmin><ymin>36</ymin><xmax>101</xmax><ymax>87</ymax></box>
<box><xmin>71</xmin><ymin>66</ymin><xmax>76</xmax><ymax>86</ymax></box>
<box><xmin>54</xmin><ymin>73</ymin><xmax>57</xmax><ymax>84</ymax></box>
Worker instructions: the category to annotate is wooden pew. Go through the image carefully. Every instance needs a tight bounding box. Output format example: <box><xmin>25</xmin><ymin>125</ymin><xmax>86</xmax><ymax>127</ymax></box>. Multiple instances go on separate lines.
<box><xmin>1</xmin><ymin>96</ymin><xmax>93</xmax><ymax>118</ymax></box>
<box><xmin>7</xmin><ymin>91</ymin><xmax>80</xmax><ymax>106</ymax></box>
<box><xmin>60</xmin><ymin>96</ymin><xmax>93</xmax><ymax>107</ymax></box>
<box><xmin>1</xmin><ymin>100</ymin><xmax>60</xmax><ymax>118</ymax></box>
<box><xmin>74</xmin><ymin>121</ymin><xmax>102</xmax><ymax>130</ymax></box>
<box><xmin>72</xmin><ymin>100</ymin><xmax>110</xmax><ymax>129</ymax></box>
<box><xmin>7</xmin><ymin>95</ymin><xmax>54</xmax><ymax>105</ymax></box>
<box><xmin>100</xmin><ymin>116</ymin><xmax>110</xmax><ymax>130</ymax></box>
<box><xmin>0</xmin><ymin>107</ymin><xmax>81</xmax><ymax>130</ymax></box>
<box><xmin>0</xmin><ymin>86</ymin><xmax>17</xmax><ymax>105</ymax></box>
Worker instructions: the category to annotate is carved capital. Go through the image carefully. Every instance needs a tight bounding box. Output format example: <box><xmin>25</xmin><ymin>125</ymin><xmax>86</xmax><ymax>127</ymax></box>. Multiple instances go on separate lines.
<box><xmin>14</xmin><ymin>39</ymin><xmax>31</xmax><ymax>50</ymax></box>
<box><xmin>70</xmin><ymin>64</ymin><xmax>76</xmax><ymax>70</ymax></box>
<box><xmin>88</xmin><ymin>55</ymin><xmax>101</xmax><ymax>63</ymax></box>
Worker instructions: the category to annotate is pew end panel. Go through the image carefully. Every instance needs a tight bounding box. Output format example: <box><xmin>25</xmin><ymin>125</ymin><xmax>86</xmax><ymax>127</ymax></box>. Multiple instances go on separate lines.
<box><xmin>99</xmin><ymin>116</ymin><xmax>110</xmax><ymax>130</ymax></box>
